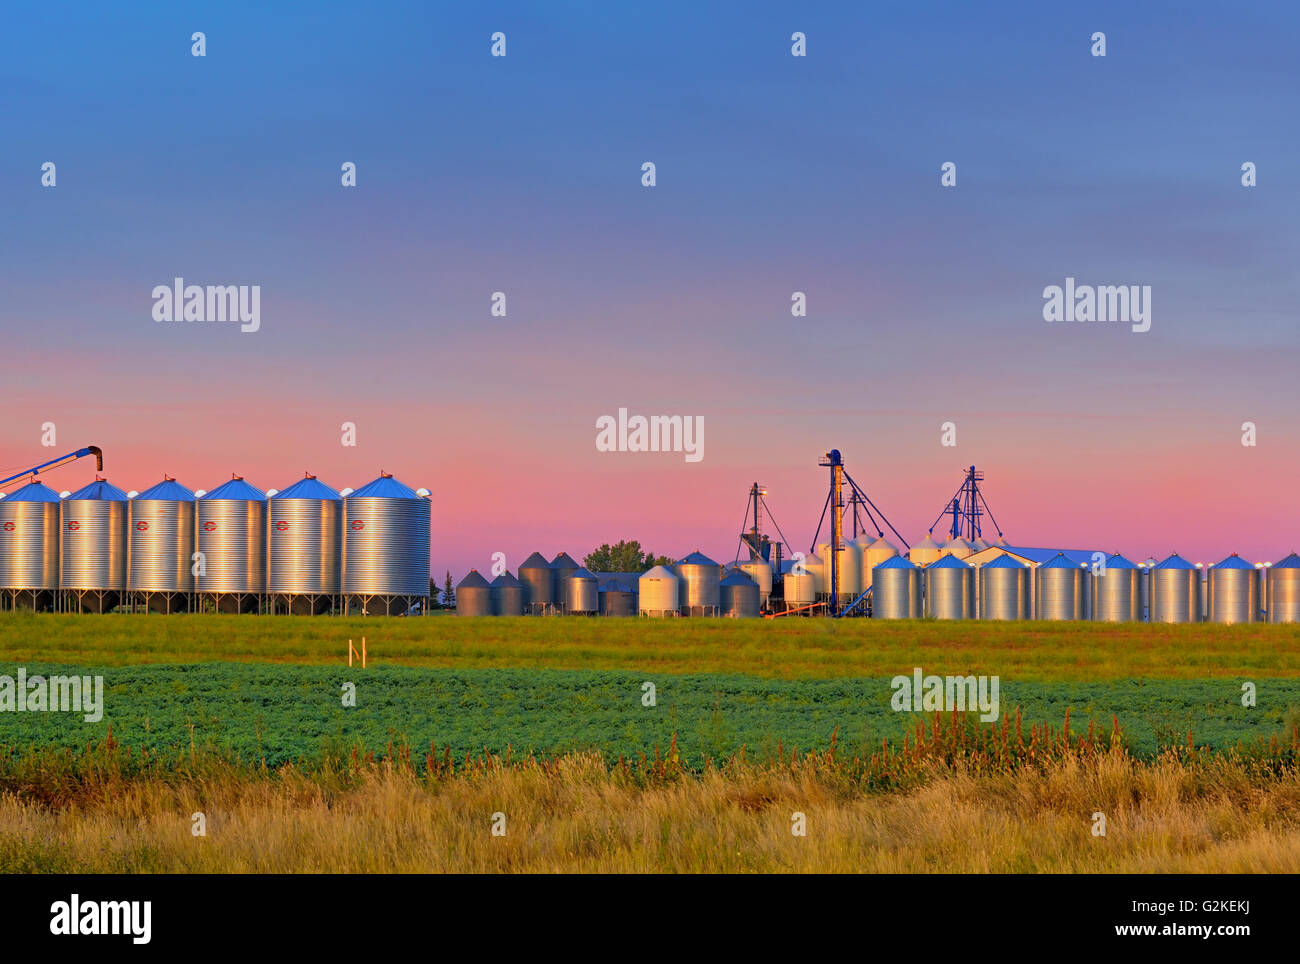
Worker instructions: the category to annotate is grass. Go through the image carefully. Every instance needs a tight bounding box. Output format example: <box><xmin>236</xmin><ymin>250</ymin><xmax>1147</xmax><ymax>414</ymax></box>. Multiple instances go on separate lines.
<box><xmin>3</xmin><ymin>719</ymin><xmax>1299</xmax><ymax>872</ymax></box>
<box><xmin>2</xmin><ymin>611</ymin><xmax>1297</xmax><ymax>680</ymax></box>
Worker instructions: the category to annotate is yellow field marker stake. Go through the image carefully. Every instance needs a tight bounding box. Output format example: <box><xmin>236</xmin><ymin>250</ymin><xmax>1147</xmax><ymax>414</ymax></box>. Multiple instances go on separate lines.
<box><xmin>348</xmin><ymin>636</ymin><xmax>367</xmax><ymax>668</ymax></box>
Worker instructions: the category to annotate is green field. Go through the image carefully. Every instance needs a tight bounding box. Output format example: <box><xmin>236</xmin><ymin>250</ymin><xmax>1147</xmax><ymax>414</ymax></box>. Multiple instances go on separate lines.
<box><xmin>1</xmin><ymin>611</ymin><xmax>1297</xmax><ymax>680</ymax></box>
<box><xmin>1</xmin><ymin>613</ymin><xmax>1297</xmax><ymax>767</ymax></box>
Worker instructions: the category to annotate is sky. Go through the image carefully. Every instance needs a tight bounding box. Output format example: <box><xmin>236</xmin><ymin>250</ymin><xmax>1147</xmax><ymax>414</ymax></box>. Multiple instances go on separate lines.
<box><xmin>2</xmin><ymin>1</ymin><xmax>1297</xmax><ymax>578</ymax></box>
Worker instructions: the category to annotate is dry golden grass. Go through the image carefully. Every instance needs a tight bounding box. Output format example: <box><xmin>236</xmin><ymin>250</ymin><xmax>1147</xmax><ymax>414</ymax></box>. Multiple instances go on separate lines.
<box><xmin>4</xmin><ymin>748</ymin><xmax>1299</xmax><ymax>872</ymax></box>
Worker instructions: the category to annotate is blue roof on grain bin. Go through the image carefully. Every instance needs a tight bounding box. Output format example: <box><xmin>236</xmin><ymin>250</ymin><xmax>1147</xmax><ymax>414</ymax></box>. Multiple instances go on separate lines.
<box><xmin>926</xmin><ymin>553</ymin><xmax>971</xmax><ymax>569</ymax></box>
<box><xmin>349</xmin><ymin>474</ymin><xmax>420</xmax><ymax>499</ymax></box>
<box><xmin>66</xmin><ymin>479</ymin><xmax>129</xmax><ymax>501</ymax></box>
<box><xmin>983</xmin><ymin>554</ymin><xmax>1028</xmax><ymax>569</ymax></box>
<box><xmin>1213</xmin><ymin>553</ymin><xmax>1254</xmax><ymax>569</ymax></box>
<box><xmin>1102</xmin><ymin>553</ymin><xmax>1138</xmax><ymax>569</ymax></box>
<box><xmin>272</xmin><ymin>475</ymin><xmax>341</xmax><ymax>501</ymax></box>
<box><xmin>875</xmin><ymin>555</ymin><xmax>916</xmax><ymax>569</ymax></box>
<box><xmin>2</xmin><ymin>480</ymin><xmax>60</xmax><ymax>502</ymax></box>
<box><xmin>1154</xmin><ymin>553</ymin><xmax>1196</xmax><ymax>570</ymax></box>
<box><xmin>201</xmin><ymin>477</ymin><xmax>266</xmax><ymax>501</ymax></box>
<box><xmin>1274</xmin><ymin>553</ymin><xmax>1300</xmax><ymax>569</ymax></box>
<box><xmin>677</xmin><ymin>551</ymin><xmax>718</xmax><ymax>567</ymax></box>
<box><xmin>1039</xmin><ymin>552</ymin><xmax>1085</xmax><ymax>569</ymax></box>
<box><xmin>135</xmin><ymin>478</ymin><xmax>195</xmax><ymax>502</ymax></box>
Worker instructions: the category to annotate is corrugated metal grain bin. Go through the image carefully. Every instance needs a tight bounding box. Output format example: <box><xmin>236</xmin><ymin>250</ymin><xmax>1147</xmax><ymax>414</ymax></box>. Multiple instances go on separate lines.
<box><xmin>907</xmin><ymin>532</ymin><xmax>942</xmax><ymax>569</ymax></box>
<box><xmin>456</xmin><ymin>569</ymin><xmax>492</xmax><ymax>616</ymax></box>
<box><xmin>60</xmin><ymin>479</ymin><xmax>129</xmax><ymax>598</ymax></box>
<box><xmin>674</xmin><ymin>551</ymin><xmax>721</xmax><ymax>616</ymax></box>
<box><xmin>518</xmin><ymin>552</ymin><xmax>554</xmax><ymax>613</ymax></box>
<box><xmin>550</xmin><ymin>552</ymin><xmax>580</xmax><ymax>610</ymax></box>
<box><xmin>1150</xmin><ymin>553</ymin><xmax>1203</xmax><ymax>623</ymax></box>
<box><xmin>267</xmin><ymin>474</ymin><xmax>342</xmax><ymax>601</ymax></box>
<box><xmin>490</xmin><ymin>571</ymin><xmax>524</xmax><ymax>616</ymax></box>
<box><xmin>979</xmin><ymin>554</ymin><xmax>1030</xmax><ymax>620</ymax></box>
<box><xmin>1267</xmin><ymin>553</ymin><xmax>1300</xmax><ymax>623</ymax></box>
<box><xmin>638</xmin><ymin>565</ymin><xmax>679</xmax><ymax>616</ymax></box>
<box><xmin>599</xmin><ymin>578</ymin><xmax>638</xmax><ymax>617</ymax></box>
<box><xmin>342</xmin><ymin>473</ymin><xmax>431</xmax><ymax>597</ymax></box>
<box><xmin>738</xmin><ymin>557</ymin><xmax>773</xmax><ymax>608</ymax></box>
<box><xmin>872</xmin><ymin>555</ymin><xmax>922</xmax><ymax>619</ymax></box>
<box><xmin>0</xmin><ymin>481</ymin><xmax>60</xmax><ymax>591</ymax></box>
<box><xmin>864</xmin><ymin>539</ymin><xmax>899</xmax><ymax>580</ymax></box>
<box><xmin>196</xmin><ymin>476</ymin><xmax>267</xmax><ymax>602</ymax></box>
<box><xmin>939</xmin><ymin>535</ymin><xmax>974</xmax><ymax>560</ymax></box>
<box><xmin>817</xmin><ymin>540</ymin><xmax>861</xmax><ymax>600</ymax></box>
<box><xmin>1035</xmin><ymin>553</ymin><xmax>1088</xmax><ymax>621</ymax></box>
<box><xmin>128</xmin><ymin>477</ymin><xmax>196</xmax><ymax>596</ymax></box>
<box><xmin>564</xmin><ymin>566</ymin><xmax>600</xmax><ymax>614</ymax></box>
<box><xmin>783</xmin><ymin>560</ymin><xmax>818</xmax><ymax>606</ymax></box>
<box><xmin>719</xmin><ymin>568</ymin><xmax>760</xmax><ymax>618</ymax></box>
<box><xmin>924</xmin><ymin>554</ymin><xmax>974</xmax><ymax>619</ymax></box>
<box><xmin>1091</xmin><ymin>553</ymin><xmax>1140</xmax><ymax>622</ymax></box>
<box><xmin>1208</xmin><ymin>553</ymin><xmax>1258</xmax><ymax>624</ymax></box>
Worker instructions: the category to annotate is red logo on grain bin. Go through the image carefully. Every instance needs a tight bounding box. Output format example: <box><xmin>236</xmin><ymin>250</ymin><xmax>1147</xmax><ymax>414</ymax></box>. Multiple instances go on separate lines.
<box><xmin>2</xmin><ymin>522</ymin><xmax>13</xmax><ymax>532</ymax></box>
<box><xmin>350</xmin><ymin>520</ymin><xmax>364</xmax><ymax>530</ymax></box>
<box><xmin>67</xmin><ymin>521</ymin><xmax>81</xmax><ymax>531</ymax></box>
<box><xmin>136</xmin><ymin>521</ymin><xmax>148</xmax><ymax>531</ymax></box>
<box><xmin>203</xmin><ymin>521</ymin><xmax>216</xmax><ymax>531</ymax></box>
<box><xmin>274</xmin><ymin>521</ymin><xmax>288</xmax><ymax>531</ymax></box>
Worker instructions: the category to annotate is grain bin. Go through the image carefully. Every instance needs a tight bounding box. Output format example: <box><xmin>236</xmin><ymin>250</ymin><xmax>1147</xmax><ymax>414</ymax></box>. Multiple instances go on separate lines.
<box><xmin>1091</xmin><ymin>553</ymin><xmax>1140</xmax><ymax>622</ymax></box>
<box><xmin>872</xmin><ymin>555</ymin><xmax>922</xmax><ymax>619</ymax></box>
<box><xmin>979</xmin><ymin>554</ymin><xmax>1031</xmax><ymax>620</ymax></box>
<box><xmin>939</xmin><ymin>535</ymin><xmax>974</xmax><ymax>560</ymax></box>
<box><xmin>864</xmin><ymin>538</ymin><xmax>899</xmax><ymax>579</ymax></box>
<box><xmin>0</xmin><ymin>480</ymin><xmax>60</xmax><ymax>610</ymax></box>
<box><xmin>59</xmin><ymin>478</ymin><xmax>128</xmax><ymax>612</ymax></box>
<box><xmin>128</xmin><ymin>477</ymin><xmax>196</xmax><ymax>612</ymax></box>
<box><xmin>783</xmin><ymin>558</ymin><xmax>818</xmax><ymax>607</ymax></box>
<box><xmin>599</xmin><ymin>578</ymin><xmax>638</xmax><ymax>616</ymax></box>
<box><xmin>797</xmin><ymin>551</ymin><xmax>824</xmax><ymax>596</ymax></box>
<box><xmin>638</xmin><ymin>565</ymin><xmax>679</xmax><ymax>616</ymax></box>
<box><xmin>519</xmin><ymin>552</ymin><xmax>554</xmax><ymax>613</ymax></box>
<box><xmin>196</xmin><ymin>475</ymin><xmax>266</xmax><ymax>611</ymax></box>
<box><xmin>924</xmin><ymin>554</ymin><xmax>975</xmax><ymax>619</ymax></box>
<box><xmin>456</xmin><ymin>569</ymin><xmax>492</xmax><ymax>616</ymax></box>
<box><xmin>343</xmin><ymin>473</ymin><xmax>431</xmax><ymax>614</ymax></box>
<box><xmin>1267</xmin><ymin>553</ymin><xmax>1300</xmax><ymax>623</ymax></box>
<box><xmin>550</xmin><ymin>552</ymin><xmax>579</xmax><ymax>609</ymax></box>
<box><xmin>490</xmin><ymin>571</ymin><xmax>525</xmax><ymax>616</ymax></box>
<box><xmin>907</xmin><ymin>532</ymin><xmax>942</xmax><ymax>569</ymax></box>
<box><xmin>564</xmin><ymin>566</ymin><xmax>600</xmax><ymax>615</ymax></box>
<box><xmin>1150</xmin><ymin>553</ymin><xmax>1203</xmax><ymax>623</ymax></box>
<box><xmin>1035</xmin><ymin>553</ymin><xmax>1088</xmax><ymax>621</ymax></box>
<box><xmin>1208</xmin><ymin>553</ymin><xmax>1258</xmax><ymax>624</ymax></box>
<box><xmin>738</xmin><ymin>557</ymin><xmax>773</xmax><ymax>608</ymax></box>
<box><xmin>267</xmin><ymin>474</ymin><xmax>342</xmax><ymax>613</ymax></box>
<box><xmin>719</xmin><ymin>568</ymin><xmax>760</xmax><ymax>618</ymax></box>
<box><xmin>674</xmin><ymin>551</ymin><xmax>721</xmax><ymax>616</ymax></box>
<box><xmin>817</xmin><ymin>540</ymin><xmax>861</xmax><ymax>600</ymax></box>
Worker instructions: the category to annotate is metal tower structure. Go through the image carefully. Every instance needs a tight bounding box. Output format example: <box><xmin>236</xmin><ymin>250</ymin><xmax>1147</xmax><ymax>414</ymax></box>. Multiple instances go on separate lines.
<box><xmin>810</xmin><ymin>449</ymin><xmax>910</xmax><ymax>616</ymax></box>
<box><xmin>928</xmin><ymin>465</ymin><xmax>1004</xmax><ymax>543</ymax></box>
<box><xmin>734</xmin><ymin>482</ymin><xmax>790</xmax><ymax>575</ymax></box>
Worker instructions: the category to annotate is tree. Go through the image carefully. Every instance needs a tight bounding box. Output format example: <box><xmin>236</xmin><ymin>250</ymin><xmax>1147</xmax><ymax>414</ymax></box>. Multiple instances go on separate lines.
<box><xmin>583</xmin><ymin>540</ymin><xmax>673</xmax><ymax>573</ymax></box>
<box><xmin>442</xmin><ymin>570</ymin><xmax>455</xmax><ymax>609</ymax></box>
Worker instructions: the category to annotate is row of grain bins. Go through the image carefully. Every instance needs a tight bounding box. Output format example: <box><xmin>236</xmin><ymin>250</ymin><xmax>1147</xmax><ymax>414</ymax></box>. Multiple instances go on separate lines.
<box><xmin>862</xmin><ymin>545</ymin><xmax>1299</xmax><ymax>623</ymax></box>
<box><xmin>0</xmin><ymin>473</ymin><xmax>430</xmax><ymax>614</ymax></box>
<box><xmin>455</xmin><ymin>550</ymin><xmax>762</xmax><ymax>618</ymax></box>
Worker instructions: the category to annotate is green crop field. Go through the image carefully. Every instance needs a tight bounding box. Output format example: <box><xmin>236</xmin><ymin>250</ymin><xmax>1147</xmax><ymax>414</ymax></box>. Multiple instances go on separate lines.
<box><xmin>1</xmin><ymin>613</ymin><xmax>1297</xmax><ymax>767</ymax></box>
<box><xmin>1</xmin><ymin>611</ymin><xmax>1297</xmax><ymax>680</ymax></box>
